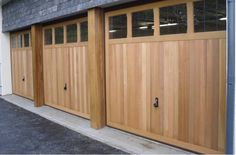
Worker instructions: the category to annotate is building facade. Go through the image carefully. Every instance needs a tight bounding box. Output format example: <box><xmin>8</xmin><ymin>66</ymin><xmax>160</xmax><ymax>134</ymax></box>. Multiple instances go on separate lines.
<box><xmin>0</xmin><ymin>0</ymin><xmax>235</xmax><ymax>154</ymax></box>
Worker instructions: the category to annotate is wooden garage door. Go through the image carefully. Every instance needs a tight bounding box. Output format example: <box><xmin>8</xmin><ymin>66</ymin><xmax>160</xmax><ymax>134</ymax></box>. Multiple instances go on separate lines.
<box><xmin>11</xmin><ymin>31</ymin><xmax>34</xmax><ymax>100</ymax></box>
<box><xmin>43</xmin><ymin>18</ymin><xmax>90</xmax><ymax>119</ymax></box>
<box><xmin>105</xmin><ymin>0</ymin><xmax>226</xmax><ymax>154</ymax></box>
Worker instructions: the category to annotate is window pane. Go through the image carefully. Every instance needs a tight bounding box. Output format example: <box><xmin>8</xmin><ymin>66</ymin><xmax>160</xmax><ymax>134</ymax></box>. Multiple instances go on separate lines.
<box><xmin>109</xmin><ymin>14</ymin><xmax>127</xmax><ymax>39</ymax></box>
<box><xmin>194</xmin><ymin>0</ymin><xmax>226</xmax><ymax>32</ymax></box>
<box><xmin>55</xmin><ymin>27</ymin><xmax>64</xmax><ymax>44</ymax></box>
<box><xmin>24</xmin><ymin>33</ymin><xmax>30</xmax><ymax>47</ymax></box>
<box><xmin>160</xmin><ymin>4</ymin><xmax>187</xmax><ymax>35</ymax></box>
<box><xmin>132</xmin><ymin>9</ymin><xmax>154</xmax><ymax>37</ymax></box>
<box><xmin>18</xmin><ymin>34</ymin><xmax>23</xmax><ymax>48</ymax></box>
<box><xmin>80</xmin><ymin>21</ymin><xmax>88</xmax><ymax>42</ymax></box>
<box><xmin>44</xmin><ymin>29</ymin><xmax>52</xmax><ymax>45</ymax></box>
<box><xmin>11</xmin><ymin>35</ymin><xmax>17</xmax><ymax>48</ymax></box>
<box><xmin>67</xmin><ymin>24</ymin><xmax>77</xmax><ymax>43</ymax></box>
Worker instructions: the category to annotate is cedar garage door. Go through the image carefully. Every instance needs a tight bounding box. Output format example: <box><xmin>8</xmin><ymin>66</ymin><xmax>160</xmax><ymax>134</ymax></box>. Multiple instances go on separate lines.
<box><xmin>105</xmin><ymin>0</ymin><xmax>226</xmax><ymax>153</ymax></box>
<box><xmin>43</xmin><ymin>18</ymin><xmax>90</xmax><ymax>119</ymax></box>
<box><xmin>11</xmin><ymin>31</ymin><xmax>34</xmax><ymax>100</ymax></box>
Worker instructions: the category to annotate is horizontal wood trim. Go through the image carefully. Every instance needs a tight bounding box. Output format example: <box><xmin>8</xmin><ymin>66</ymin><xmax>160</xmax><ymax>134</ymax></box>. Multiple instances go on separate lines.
<box><xmin>105</xmin><ymin>0</ymin><xmax>195</xmax><ymax>17</ymax></box>
<box><xmin>43</xmin><ymin>42</ymin><xmax>88</xmax><ymax>48</ymax></box>
<box><xmin>107</xmin><ymin>121</ymin><xmax>223</xmax><ymax>154</ymax></box>
<box><xmin>45</xmin><ymin>103</ymin><xmax>90</xmax><ymax>119</ymax></box>
<box><xmin>108</xmin><ymin>31</ymin><xmax>226</xmax><ymax>44</ymax></box>
<box><xmin>43</xmin><ymin>17</ymin><xmax>88</xmax><ymax>30</ymax></box>
<box><xmin>11</xmin><ymin>47</ymin><xmax>32</xmax><ymax>50</ymax></box>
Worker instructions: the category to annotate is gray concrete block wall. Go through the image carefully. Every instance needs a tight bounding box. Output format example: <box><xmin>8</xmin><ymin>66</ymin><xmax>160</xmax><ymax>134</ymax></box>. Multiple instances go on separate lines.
<box><xmin>2</xmin><ymin>0</ymin><xmax>134</xmax><ymax>32</ymax></box>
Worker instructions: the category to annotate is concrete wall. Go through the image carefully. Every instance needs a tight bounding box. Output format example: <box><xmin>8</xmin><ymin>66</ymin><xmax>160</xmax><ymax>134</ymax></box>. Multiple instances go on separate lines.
<box><xmin>0</xmin><ymin>5</ymin><xmax>12</xmax><ymax>95</ymax></box>
<box><xmin>2</xmin><ymin>0</ymin><xmax>134</xmax><ymax>32</ymax></box>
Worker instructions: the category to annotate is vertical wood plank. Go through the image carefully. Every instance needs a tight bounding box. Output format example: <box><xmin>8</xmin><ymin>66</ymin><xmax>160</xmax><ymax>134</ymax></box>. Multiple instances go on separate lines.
<box><xmin>218</xmin><ymin>39</ymin><xmax>226</xmax><ymax>152</ymax></box>
<box><xmin>154</xmin><ymin>8</ymin><xmax>160</xmax><ymax>36</ymax></box>
<box><xmin>187</xmin><ymin>2</ymin><xmax>194</xmax><ymax>33</ymax></box>
<box><xmin>31</xmin><ymin>25</ymin><xmax>44</xmax><ymax>107</ymax></box>
<box><xmin>178</xmin><ymin>41</ymin><xmax>190</xmax><ymax>142</ymax></box>
<box><xmin>88</xmin><ymin>8</ymin><xmax>106</xmax><ymax>129</ymax></box>
<box><xmin>127</xmin><ymin>12</ymin><xmax>132</xmax><ymax>38</ymax></box>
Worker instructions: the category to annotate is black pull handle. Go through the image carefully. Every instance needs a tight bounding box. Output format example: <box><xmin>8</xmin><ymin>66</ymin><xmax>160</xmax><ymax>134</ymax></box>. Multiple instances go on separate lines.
<box><xmin>64</xmin><ymin>83</ymin><xmax>67</xmax><ymax>91</ymax></box>
<box><xmin>22</xmin><ymin>76</ymin><xmax>25</xmax><ymax>82</ymax></box>
<box><xmin>153</xmin><ymin>97</ymin><xmax>159</xmax><ymax>108</ymax></box>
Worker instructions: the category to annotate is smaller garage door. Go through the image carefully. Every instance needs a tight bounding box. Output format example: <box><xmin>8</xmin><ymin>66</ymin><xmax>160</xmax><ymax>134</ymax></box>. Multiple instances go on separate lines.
<box><xmin>43</xmin><ymin>18</ymin><xmax>90</xmax><ymax>119</ymax></box>
<box><xmin>11</xmin><ymin>31</ymin><xmax>34</xmax><ymax>100</ymax></box>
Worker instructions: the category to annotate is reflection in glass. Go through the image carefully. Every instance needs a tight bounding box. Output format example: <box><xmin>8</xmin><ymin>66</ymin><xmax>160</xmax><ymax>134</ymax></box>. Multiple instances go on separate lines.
<box><xmin>67</xmin><ymin>24</ymin><xmax>77</xmax><ymax>43</ymax></box>
<box><xmin>132</xmin><ymin>9</ymin><xmax>154</xmax><ymax>37</ymax></box>
<box><xmin>55</xmin><ymin>27</ymin><xmax>64</xmax><ymax>44</ymax></box>
<box><xmin>109</xmin><ymin>14</ymin><xmax>127</xmax><ymax>39</ymax></box>
<box><xmin>44</xmin><ymin>29</ymin><xmax>52</xmax><ymax>45</ymax></box>
<box><xmin>11</xmin><ymin>35</ymin><xmax>17</xmax><ymax>48</ymax></box>
<box><xmin>18</xmin><ymin>34</ymin><xmax>23</xmax><ymax>48</ymax></box>
<box><xmin>80</xmin><ymin>21</ymin><xmax>88</xmax><ymax>42</ymax></box>
<box><xmin>24</xmin><ymin>33</ymin><xmax>30</xmax><ymax>47</ymax></box>
<box><xmin>194</xmin><ymin>0</ymin><xmax>226</xmax><ymax>32</ymax></box>
<box><xmin>160</xmin><ymin>4</ymin><xmax>187</xmax><ymax>35</ymax></box>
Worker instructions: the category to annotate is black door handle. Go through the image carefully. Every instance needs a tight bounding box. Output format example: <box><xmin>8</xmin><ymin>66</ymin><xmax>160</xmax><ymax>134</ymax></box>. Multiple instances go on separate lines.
<box><xmin>22</xmin><ymin>76</ymin><xmax>25</xmax><ymax>82</ymax></box>
<box><xmin>64</xmin><ymin>83</ymin><xmax>67</xmax><ymax>91</ymax></box>
<box><xmin>153</xmin><ymin>97</ymin><xmax>159</xmax><ymax>108</ymax></box>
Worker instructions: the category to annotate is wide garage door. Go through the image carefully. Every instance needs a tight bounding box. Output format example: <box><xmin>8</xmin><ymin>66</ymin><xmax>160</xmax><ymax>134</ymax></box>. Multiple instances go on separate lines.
<box><xmin>11</xmin><ymin>30</ymin><xmax>34</xmax><ymax>100</ymax></box>
<box><xmin>43</xmin><ymin>18</ymin><xmax>90</xmax><ymax>119</ymax></box>
<box><xmin>105</xmin><ymin>0</ymin><xmax>226</xmax><ymax>153</ymax></box>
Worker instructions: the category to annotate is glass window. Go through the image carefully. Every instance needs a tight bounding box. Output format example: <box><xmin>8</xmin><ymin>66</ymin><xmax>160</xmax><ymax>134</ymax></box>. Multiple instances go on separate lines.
<box><xmin>109</xmin><ymin>14</ymin><xmax>127</xmax><ymax>39</ymax></box>
<box><xmin>160</xmin><ymin>4</ymin><xmax>187</xmax><ymax>35</ymax></box>
<box><xmin>24</xmin><ymin>33</ymin><xmax>30</xmax><ymax>47</ymax></box>
<box><xmin>132</xmin><ymin>9</ymin><xmax>154</xmax><ymax>37</ymax></box>
<box><xmin>80</xmin><ymin>21</ymin><xmax>88</xmax><ymax>42</ymax></box>
<box><xmin>44</xmin><ymin>29</ymin><xmax>52</xmax><ymax>45</ymax></box>
<box><xmin>11</xmin><ymin>35</ymin><xmax>17</xmax><ymax>48</ymax></box>
<box><xmin>194</xmin><ymin>0</ymin><xmax>226</xmax><ymax>32</ymax></box>
<box><xmin>55</xmin><ymin>27</ymin><xmax>64</xmax><ymax>44</ymax></box>
<box><xmin>67</xmin><ymin>24</ymin><xmax>77</xmax><ymax>43</ymax></box>
<box><xmin>17</xmin><ymin>34</ymin><xmax>23</xmax><ymax>48</ymax></box>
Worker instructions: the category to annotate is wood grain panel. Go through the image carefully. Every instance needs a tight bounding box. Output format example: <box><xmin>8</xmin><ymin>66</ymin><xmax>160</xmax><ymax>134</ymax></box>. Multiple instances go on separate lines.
<box><xmin>69</xmin><ymin>46</ymin><xmax>90</xmax><ymax>118</ymax></box>
<box><xmin>31</xmin><ymin>24</ymin><xmax>44</xmax><ymax>107</ymax></box>
<box><xmin>88</xmin><ymin>8</ymin><xmax>106</xmax><ymax>128</ymax></box>
<box><xmin>43</xmin><ymin>48</ymin><xmax>58</xmax><ymax>106</ymax></box>
<box><xmin>43</xmin><ymin>45</ymin><xmax>90</xmax><ymax>119</ymax></box>
<box><xmin>11</xmin><ymin>48</ymin><xmax>34</xmax><ymax>100</ymax></box>
<box><xmin>106</xmin><ymin>39</ymin><xmax>226</xmax><ymax>153</ymax></box>
<box><xmin>150</xmin><ymin>43</ymin><xmax>164</xmax><ymax>135</ymax></box>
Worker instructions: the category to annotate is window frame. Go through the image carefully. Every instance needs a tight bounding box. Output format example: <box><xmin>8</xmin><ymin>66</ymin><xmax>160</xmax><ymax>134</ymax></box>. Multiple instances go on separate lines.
<box><xmin>132</xmin><ymin>9</ymin><xmax>155</xmax><ymax>37</ymax></box>
<box><xmin>44</xmin><ymin>28</ymin><xmax>53</xmax><ymax>46</ymax></box>
<box><xmin>193</xmin><ymin>0</ymin><xmax>227</xmax><ymax>33</ymax></box>
<box><xmin>80</xmin><ymin>21</ymin><xmax>88</xmax><ymax>42</ymax></box>
<box><xmin>11</xmin><ymin>34</ymin><xmax>18</xmax><ymax>49</ymax></box>
<box><xmin>105</xmin><ymin>0</ymin><xmax>226</xmax><ymax>41</ymax></box>
<box><xmin>108</xmin><ymin>14</ymin><xmax>128</xmax><ymax>39</ymax></box>
<box><xmin>54</xmin><ymin>26</ymin><xmax>64</xmax><ymax>45</ymax></box>
<box><xmin>66</xmin><ymin>23</ymin><xmax>78</xmax><ymax>43</ymax></box>
<box><xmin>23</xmin><ymin>32</ymin><xmax>31</xmax><ymax>47</ymax></box>
<box><xmin>43</xmin><ymin>18</ymin><xmax>88</xmax><ymax>47</ymax></box>
<box><xmin>10</xmin><ymin>30</ymin><xmax>31</xmax><ymax>49</ymax></box>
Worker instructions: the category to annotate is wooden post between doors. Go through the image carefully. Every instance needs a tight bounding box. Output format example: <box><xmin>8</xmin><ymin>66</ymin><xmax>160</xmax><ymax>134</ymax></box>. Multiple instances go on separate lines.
<box><xmin>88</xmin><ymin>8</ymin><xmax>106</xmax><ymax>129</ymax></box>
<box><xmin>31</xmin><ymin>24</ymin><xmax>44</xmax><ymax>107</ymax></box>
